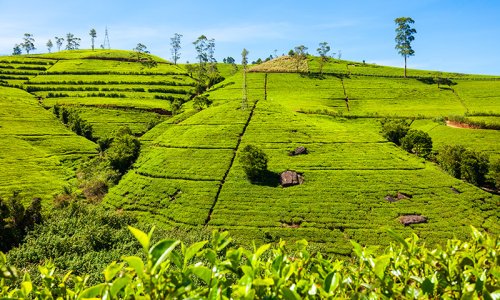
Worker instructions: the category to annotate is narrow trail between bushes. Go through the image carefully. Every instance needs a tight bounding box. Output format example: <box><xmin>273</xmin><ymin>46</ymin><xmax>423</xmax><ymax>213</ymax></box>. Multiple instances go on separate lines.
<box><xmin>204</xmin><ymin>98</ymin><xmax>259</xmax><ymax>226</ymax></box>
<box><xmin>445</xmin><ymin>120</ymin><xmax>476</xmax><ymax>129</ymax></box>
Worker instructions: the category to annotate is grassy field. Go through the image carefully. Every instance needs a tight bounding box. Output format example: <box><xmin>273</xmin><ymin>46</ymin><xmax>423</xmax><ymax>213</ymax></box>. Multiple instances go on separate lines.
<box><xmin>1</xmin><ymin>50</ymin><xmax>498</xmax><ymax>255</ymax></box>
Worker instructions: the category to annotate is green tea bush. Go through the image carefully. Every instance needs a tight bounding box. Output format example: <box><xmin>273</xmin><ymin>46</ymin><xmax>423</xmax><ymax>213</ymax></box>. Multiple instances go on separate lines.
<box><xmin>239</xmin><ymin>144</ymin><xmax>269</xmax><ymax>181</ymax></box>
<box><xmin>1</xmin><ymin>227</ymin><xmax>498</xmax><ymax>299</ymax></box>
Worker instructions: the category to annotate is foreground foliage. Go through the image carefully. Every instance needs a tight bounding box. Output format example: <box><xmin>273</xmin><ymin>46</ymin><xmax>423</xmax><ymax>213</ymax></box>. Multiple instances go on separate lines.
<box><xmin>1</xmin><ymin>227</ymin><xmax>498</xmax><ymax>299</ymax></box>
<box><xmin>6</xmin><ymin>202</ymin><xmax>140</xmax><ymax>284</ymax></box>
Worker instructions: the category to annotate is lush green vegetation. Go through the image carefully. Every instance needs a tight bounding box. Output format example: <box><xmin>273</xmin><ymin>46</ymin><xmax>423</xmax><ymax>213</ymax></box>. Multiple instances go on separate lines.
<box><xmin>0</xmin><ymin>85</ymin><xmax>97</xmax><ymax>203</ymax></box>
<box><xmin>0</xmin><ymin>49</ymin><xmax>498</xmax><ymax>297</ymax></box>
<box><xmin>1</xmin><ymin>227</ymin><xmax>498</xmax><ymax>299</ymax></box>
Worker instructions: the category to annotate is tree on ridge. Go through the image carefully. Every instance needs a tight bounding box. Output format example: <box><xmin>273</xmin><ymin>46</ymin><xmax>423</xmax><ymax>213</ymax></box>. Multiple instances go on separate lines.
<box><xmin>55</xmin><ymin>37</ymin><xmax>64</xmax><ymax>51</ymax></box>
<box><xmin>170</xmin><ymin>33</ymin><xmax>182</xmax><ymax>65</ymax></box>
<box><xmin>317</xmin><ymin>42</ymin><xmax>331</xmax><ymax>75</ymax></box>
<box><xmin>65</xmin><ymin>33</ymin><xmax>81</xmax><ymax>50</ymax></box>
<box><xmin>394</xmin><ymin>17</ymin><xmax>417</xmax><ymax>78</ymax></box>
<box><xmin>21</xmin><ymin>33</ymin><xmax>36</xmax><ymax>54</ymax></box>
<box><xmin>89</xmin><ymin>28</ymin><xmax>97</xmax><ymax>51</ymax></box>
<box><xmin>46</xmin><ymin>39</ymin><xmax>53</xmax><ymax>53</ymax></box>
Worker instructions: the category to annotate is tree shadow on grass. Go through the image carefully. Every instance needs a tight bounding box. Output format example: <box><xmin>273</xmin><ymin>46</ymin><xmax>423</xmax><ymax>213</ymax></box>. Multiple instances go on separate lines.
<box><xmin>250</xmin><ymin>170</ymin><xmax>281</xmax><ymax>187</ymax></box>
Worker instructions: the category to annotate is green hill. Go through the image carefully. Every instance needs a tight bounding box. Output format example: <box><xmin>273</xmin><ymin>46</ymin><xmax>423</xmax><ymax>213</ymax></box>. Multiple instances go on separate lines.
<box><xmin>0</xmin><ymin>50</ymin><xmax>498</xmax><ymax>254</ymax></box>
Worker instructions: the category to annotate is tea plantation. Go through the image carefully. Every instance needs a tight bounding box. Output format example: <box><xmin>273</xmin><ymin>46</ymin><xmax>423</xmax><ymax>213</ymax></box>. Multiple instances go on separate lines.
<box><xmin>0</xmin><ymin>50</ymin><xmax>498</xmax><ymax>256</ymax></box>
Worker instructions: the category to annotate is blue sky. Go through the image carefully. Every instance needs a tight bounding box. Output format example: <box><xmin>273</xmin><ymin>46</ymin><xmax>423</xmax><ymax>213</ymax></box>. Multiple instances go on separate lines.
<box><xmin>1</xmin><ymin>0</ymin><xmax>499</xmax><ymax>74</ymax></box>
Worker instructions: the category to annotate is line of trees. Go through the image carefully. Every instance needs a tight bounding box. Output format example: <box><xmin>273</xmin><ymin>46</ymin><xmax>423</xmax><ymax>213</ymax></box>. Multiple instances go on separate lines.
<box><xmin>380</xmin><ymin>118</ymin><xmax>498</xmax><ymax>188</ymax></box>
<box><xmin>12</xmin><ymin>32</ymin><xmax>83</xmax><ymax>55</ymax></box>
<box><xmin>11</xmin><ymin>17</ymin><xmax>416</xmax><ymax>78</ymax></box>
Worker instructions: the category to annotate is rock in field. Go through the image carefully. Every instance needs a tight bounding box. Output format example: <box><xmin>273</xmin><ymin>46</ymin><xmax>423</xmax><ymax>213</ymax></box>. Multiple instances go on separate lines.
<box><xmin>280</xmin><ymin>170</ymin><xmax>304</xmax><ymax>187</ymax></box>
<box><xmin>289</xmin><ymin>146</ymin><xmax>308</xmax><ymax>156</ymax></box>
<box><xmin>399</xmin><ymin>215</ymin><xmax>427</xmax><ymax>226</ymax></box>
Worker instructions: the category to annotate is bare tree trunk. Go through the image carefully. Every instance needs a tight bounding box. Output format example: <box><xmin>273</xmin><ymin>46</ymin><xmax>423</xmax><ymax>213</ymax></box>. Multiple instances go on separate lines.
<box><xmin>404</xmin><ymin>55</ymin><xmax>407</xmax><ymax>78</ymax></box>
<box><xmin>242</xmin><ymin>68</ymin><xmax>247</xmax><ymax>109</ymax></box>
<box><xmin>264</xmin><ymin>73</ymin><xmax>268</xmax><ymax>100</ymax></box>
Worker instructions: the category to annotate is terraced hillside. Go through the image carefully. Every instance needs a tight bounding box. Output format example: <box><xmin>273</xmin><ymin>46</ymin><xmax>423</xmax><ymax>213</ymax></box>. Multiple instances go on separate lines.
<box><xmin>0</xmin><ymin>85</ymin><xmax>97</xmax><ymax>202</ymax></box>
<box><xmin>1</xmin><ymin>51</ymin><xmax>498</xmax><ymax>253</ymax></box>
<box><xmin>103</xmin><ymin>56</ymin><xmax>499</xmax><ymax>254</ymax></box>
<box><xmin>0</xmin><ymin>50</ymin><xmax>197</xmax><ymax>203</ymax></box>
<box><xmin>3</xmin><ymin>50</ymin><xmax>196</xmax><ymax>139</ymax></box>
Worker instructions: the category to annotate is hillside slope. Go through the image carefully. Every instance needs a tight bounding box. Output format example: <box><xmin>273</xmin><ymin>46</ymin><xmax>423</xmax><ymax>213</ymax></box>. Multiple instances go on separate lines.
<box><xmin>104</xmin><ymin>59</ymin><xmax>499</xmax><ymax>253</ymax></box>
<box><xmin>1</xmin><ymin>51</ymin><xmax>498</xmax><ymax>253</ymax></box>
<box><xmin>0</xmin><ymin>86</ymin><xmax>97</xmax><ymax>202</ymax></box>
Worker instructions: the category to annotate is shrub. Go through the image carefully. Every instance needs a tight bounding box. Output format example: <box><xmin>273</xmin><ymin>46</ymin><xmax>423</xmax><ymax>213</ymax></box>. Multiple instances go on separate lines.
<box><xmin>106</xmin><ymin>130</ymin><xmax>141</xmax><ymax>174</ymax></box>
<box><xmin>380</xmin><ymin>118</ymin><xmax>411</xmax><ymax>145</ymax></box>
<box><xmin>0</xmin><ymin>192</ymin><xmax>42</xmax><ymax>252</ymax></box>
<box><xmin>400</xmin><ymin>129</ymin><xmax>433</xmax><ymax>158</ymax></box>
<box><xmin>239</xmin><ymin>145</ymin><xmax>268</xmax><ymax>181</ymax></box>
<box><xmin>5</xmin><ymin>202</ymin><xmax>140</xmax><ymax>285</ymax></box>
<box><xmin>437</xmin><ymin>145</ymin><xmax>489</xmax><ymax>186</ymax></box>
<box><xmin>437</xmin><ymin>145</ymin><xmax>466</xmax><ymax>178</ymax></box>
<box><xmin>52</xmin><ymin>103</ymin><xmax>60</xmax><ymax>118</ymax></box>
<box><xmin>77</xmin><ymin>157</ymin><xmax>120</xmax><ymax>201</ymax></box>
<box><xmin>460</xmin><ymin>150</ymin><xmax>489</xmax><ymax>186</ymax></box>
<box><xmin>170</xmin><ymin>99</ymin><xmax>183</xmax><ymax>115</ymax></box>
<box><xmin>490</xmin><ymin>159</ymin><xmax>500</xmax><ymax>188</ymax></box>
<box><xmin>193</xmin><ymin>94</ymin><xmax>213</xmax><ymax>111</ymax></box>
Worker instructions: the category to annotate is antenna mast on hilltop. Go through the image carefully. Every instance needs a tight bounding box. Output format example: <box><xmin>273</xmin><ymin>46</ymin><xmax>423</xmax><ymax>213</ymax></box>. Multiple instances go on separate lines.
<box><xmin>103</xmin><ymin>27</ymin><xmax>111</xmax><ymax>49</ymax></box>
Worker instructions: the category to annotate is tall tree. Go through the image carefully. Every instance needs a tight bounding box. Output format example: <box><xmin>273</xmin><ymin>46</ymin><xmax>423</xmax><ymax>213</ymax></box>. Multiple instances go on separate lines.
<box><xmin>293</xmin><ymin>45</ymin><xmax>308</xmax><ymax>73</ymax></box>
<box><xmin>12</xmin><ymin>44</ymin><xmax>22</xmax><ymax>55</ymax></box>
<box><xmin>46</xmin><ymin>39</ymin><xmax>53</xmax><ymax>53</ymax></box>
<box><xmin>21</xmin><ymin>33</ymin><xmax>36</xmax><ymax>54</ymax></box>
<box><xmin>206</xmin><ymin>38</ymin><xmax>221</xmax><ymax>88</ymax></box>
<box><xmin>89</xmin><ymin>28</ymin><xmax>97</xmax><ymax>51</ymax></box>
<box><xmin>394</xmin><ymin>17</ymin><xmax>417</xmax><ymax>78</ymax></box>
<box><xmin>241</xmin><ymin>48</ymin><xmax>249</xmax><ymax>110</ymax></box>
<box><xmin>317</xmin><ymin>42</ymin><xmax>331</xmax><ymax>75</ymax></box>
<box><xmin>65</xmin><ymin>33</ymin><xmax>81</xmax><ymax>50</ymax></box>
<box><xmin>170</xmin><ymin>33</ymin><xmax>182</xmax><ymax>65</ymax></box>
<box><xmin>193</xmin><ymin>35</ymin><xmax>209</xmax><ymax>93</ymax></box>
<box><xmin>55</xmin><ymin>37</ymin><xmax>64</xmax><ymax>51</ymax></box>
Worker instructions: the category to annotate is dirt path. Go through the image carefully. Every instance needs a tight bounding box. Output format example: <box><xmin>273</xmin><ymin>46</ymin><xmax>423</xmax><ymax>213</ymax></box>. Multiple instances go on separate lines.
<box><xmin>445</xmin><ymin>120</ymin><xmax>476</xmax><ymax>129</ymax></box>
